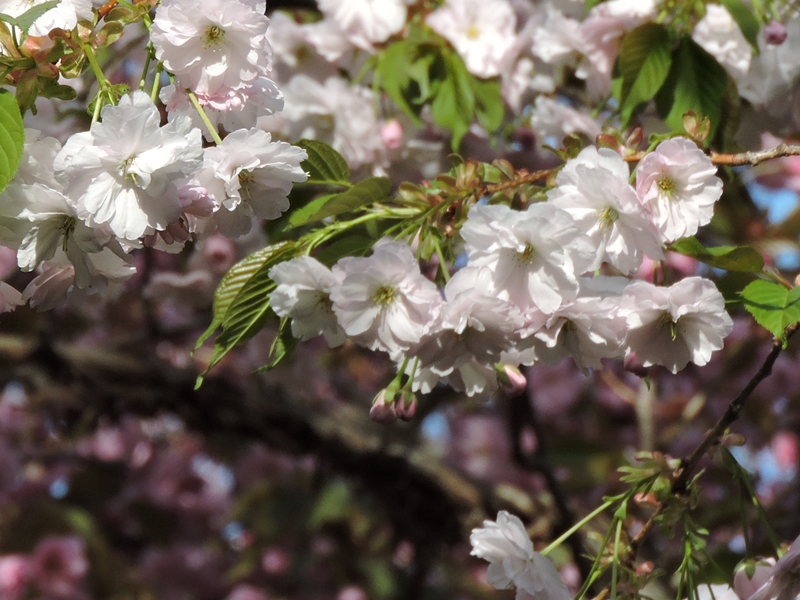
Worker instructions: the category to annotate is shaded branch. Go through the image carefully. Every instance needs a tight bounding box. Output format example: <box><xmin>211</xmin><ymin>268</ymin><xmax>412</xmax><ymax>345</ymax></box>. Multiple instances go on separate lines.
<box><xmin>672</xmin><ymin>324</ymin><xmax>798</xmax><ymax>495</ymax></box>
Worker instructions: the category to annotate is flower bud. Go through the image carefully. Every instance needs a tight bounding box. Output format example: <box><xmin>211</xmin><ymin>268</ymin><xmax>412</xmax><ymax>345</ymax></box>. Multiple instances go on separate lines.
<box><xmin>380</xmin><ymin>119</ymin><xmax>404</xmax><ymax>150</ymax></box>
<box><xmin>370</xmin><ymin>390</ymin><xmax>398</xmax><ymax>424</ymax></box>
<box><xmin>764</xmin><ymin>21</ymin><xmax>788</xmax><ymax>45</ymax></box>
<box><xmin>395</xmin><ymin>390</ymin><xmax>417</xmax><ymax>421</ymax></box>
<box><xmin>496</xmin><ymin>364</ymin><xmax>527</xmax><ymax>397</ymax></box>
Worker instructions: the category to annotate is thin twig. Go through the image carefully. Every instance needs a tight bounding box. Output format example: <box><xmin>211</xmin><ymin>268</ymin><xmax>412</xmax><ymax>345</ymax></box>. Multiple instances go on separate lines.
<box><xmin>485</xmin><ymin>168</ymin><xmax>556</xmax><ymax>193</ymax></box>
<box><xmin>623</xmin><ymin>144</ymin><xmax>800</xmax><ymax>166</ymax></box>
<box><xmin>672</xmin><ymin>324</ymin><xmax>798</xmax><ymax>495</ymax></box>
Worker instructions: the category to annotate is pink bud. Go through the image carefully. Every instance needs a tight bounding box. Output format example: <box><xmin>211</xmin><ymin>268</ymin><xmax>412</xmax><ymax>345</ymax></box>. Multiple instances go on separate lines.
<box><xmin>496</xmin><ymin>364</ymin><xmax>527</xmax><ymax>397</ymax></box>
<box><xmin>227</xmin><ymin>584</ymin><xmax>270</xmax><ymax>600</ymax></box>
<box><xmin>395</xmin><ymin>391</ymin><xmax>417</xmax><ymax>421</ymax></box>
<box><xmin>380</xmin><ymin>119</ymin><xmax>404</xmax><ymax>150</ymax></box>
<box><xmin>370</xmin><ymin>390</ymin><xmax>398</xmax><ymax>424</ymax></box>
<box><xmin>764</xmin><ymin>21</ymin><xmax>788</xmax><ymax>45</ymax></box>
<box><xmin>31</xmin><ymin>536</ymin><xmax>88</xmax><ymax>598</ymax></box>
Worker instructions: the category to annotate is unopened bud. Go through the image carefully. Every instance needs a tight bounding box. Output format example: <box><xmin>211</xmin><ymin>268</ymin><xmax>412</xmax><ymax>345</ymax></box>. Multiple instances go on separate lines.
<box><xmin>635</xmin><ymin>561</ymin><xmax>655</xmax><ymax>576</ymax></box>
<box><xmin>496</xmin><ymin>364</ymin><xmax>527</xmax><ymax>397</ymax></box>
<box><xmin>370</xmin><ymin>390</ymin><xmax>398</xmax><ymax>424</ymax></box>
<box><xmin>764</xmin><ymin>21</ymin><xmax>788</xmax><ymax>45</ymax></box>
<box><xmin>395</xmin><ymin>390</ymin><xmax>417</xmax><ymax>421</ymax></box>
<box><xmin>625</xmin><ymin>127</ymin><xmax>643</xmax><ymax>151</ymax></box>
<box><xmin>380</xmin><ymin>119</ymin><xmax>404</xmax><ymax>150</ymax></box>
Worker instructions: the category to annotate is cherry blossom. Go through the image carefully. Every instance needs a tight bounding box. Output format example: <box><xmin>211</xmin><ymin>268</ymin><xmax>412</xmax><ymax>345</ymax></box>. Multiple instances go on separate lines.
<box><xmin>150</xmin><ymin>0</ymin><xmax>275</xmax><ymax>107</ymax></box>
<box><xmin>635</xmin><ymin>137</ymin><xmax>723</xmax><ymax>244</ymax></box>
<box><xmin>268</xmin><ymin>256</ymin><xmax>346</xmax><ymax>347</ymax></box>
<box><xmin>470</xmin><ymin>511</ymin><xmax>571</xmax><ymax>600</ymax></box>
<box><xmin>54</xmin><ymin>91</ymin><xmax>203</xmax><ymax>243</ymax></box>
<box><xmin>330</xmin><ymin>241</ymin><xmax>442</xmax><ymax>357</ymax></box>
<box><xmin>621</xmin><ymin>277</ymin><xmax>733</xmax><ymax>373</ymax></box>
<box><xmin>426</xmin><ymin>0</ymin><xmax>517</xmax><ymax>79</ymax></box>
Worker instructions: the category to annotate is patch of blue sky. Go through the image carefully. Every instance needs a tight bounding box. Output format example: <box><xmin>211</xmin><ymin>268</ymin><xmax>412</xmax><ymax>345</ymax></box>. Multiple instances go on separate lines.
<box><xmin>747</xmin><ymin>181</ymin><xmax>800</xmax><ymax>224</ymax></box>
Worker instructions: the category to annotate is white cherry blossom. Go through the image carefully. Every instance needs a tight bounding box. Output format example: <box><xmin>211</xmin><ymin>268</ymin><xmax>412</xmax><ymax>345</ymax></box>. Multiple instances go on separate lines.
<box><xmin>470</xmin><ymin>511</ymin><xmax>571</xmax><ymax>600</ymax></box>
<box><xmin>426</xmin><ymin>0</ymin><xmax>517</xmax><ymax>78</ymax></box>
<box><xmin>692</xmin><ymin>4</ymin><xmax>752</xmax><ymax>79</ymax></box>
<box><xmin>461</xmin><ymin>203</ymin><xmax>595</xmax><ymax>314</ymax></box>
<box><xmin>268</xmin><ymin>256</ymin><xmax>346</xmax><ymax>347</ymax></box>
<box><xmin>330</xmin><ymin>241</ymin><xmax>442</xmax><ymax>357</ymax></box>
<box><xmin>0</xmin><ymin>0</ymin><xmax>93</xmax><ymax>37</ymax></box>
<box><xmin>548</xmin><ymin>146</ymin><xmax>664</xmax><ymax>274</ymax></box>
<box><xmin>621</xmin><ymin>277</ymin><xmax>733</xmax><ymax>373</ymax></box>
<box><xmin>317</xmin><ymin>0</ymin><xmax>406</xmax><ymax>51</ymax></box>
<box><xmin>635</xmin><ymin>138</ymin><xmax>723</xmax><ymax>244</ymax></box>
<box><xmin>53</xmin><ymin>91</ymin><xmax>203</xmax><ymax>243</ymax></box>
<box><xmin>150</xmin><ymin>0</ymin><xmax>274</xmax><ymax>107</ymax></box>
<box><xmin>195</xmin><ymin>128</ymin><xmax>307</xmax><ymax>237</ymax></box>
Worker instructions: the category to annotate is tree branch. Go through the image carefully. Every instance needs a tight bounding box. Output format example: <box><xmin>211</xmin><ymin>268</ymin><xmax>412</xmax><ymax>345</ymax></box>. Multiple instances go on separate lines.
<box><xmin>623</xmin><ymin>143</ymin><xmax>800</xmax><ymax>166</ymax></box>
<box><xmin>672</xmin><ymin>325</ymin><xmax>798</xmax><ymax>495</ymax></box>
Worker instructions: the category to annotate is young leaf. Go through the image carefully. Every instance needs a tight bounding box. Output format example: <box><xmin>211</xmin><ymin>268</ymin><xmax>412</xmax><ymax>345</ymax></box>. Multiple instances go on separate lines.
<box><xmin>656</xmin><ymin>38</ymin><xmax>729</xmax><ymax>141</ymax></box>
<box><xmin>0</xmin><ymin>0</ymin><xmax>59</xmax><ymax>31</ymax></box>
<box><xmin>740</xmin><ymin>280</ymin><xmax>800</xmax><ymax>338</ymax></box>
<box><xmin>618</xmin><ymin>23</ymin><xmax>673</xmax><ymax>123</ymax></box>
<box><xmin>376</xmin><ymin>40</ymin><xmax>422</xmax><ymax>125</ymax></box>
<box><xmin>430</xmin><ymin>49</ymin><xmax>475</xmax><ymax>150</ymax></box>
<box><xmin>195</xmin><ymin>242</ymin><xmax>295</xmax><ymax>358</ymax></box>
<box><xmin>302</xmin><ymin>176</ymin><xmax>392</xmax><ymax>223</ymax></box>
<box><xmin>718</xmin><ymin>0</ymin><xmax>760</xmax><ymax>50</ymax></box>
<box><xmin>470</xmin><ymin>76</ymin><xmax>504</xmax><ymax>133</ymax></box>
<box><xmin>0</xmin><ymin>89</ymin><xmax>24</xmax><ymax>195</ymax></box>
<box><xmin>295</xmin><ymin>139</ymin><xmax>350</xmax><ymax>186</ymax></box>
<box><xmin>255</xmin><ymin>318</ymin><xmax>297</xmax><ymax>373</ymax></box>
<box><xmin>669</xmin><ymin>237</ymin><xmax>764</xmax><ymax>272</ymax></box>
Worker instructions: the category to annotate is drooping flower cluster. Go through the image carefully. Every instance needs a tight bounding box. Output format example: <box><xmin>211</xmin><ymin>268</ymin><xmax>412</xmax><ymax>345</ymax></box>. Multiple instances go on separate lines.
<box><xmin>470</xmin><ymin>511</ymin><xmax>571</xmax><ymax>600</ymax></box>
<box><xmin>0</xmin><ymin>89</ymin><xmax>307</xmax><ymax>307</ymax></box>
<box><xmin>268</xmin><ymin>138</ymin><xmax>733</xmax><ymax>399</ymax></box>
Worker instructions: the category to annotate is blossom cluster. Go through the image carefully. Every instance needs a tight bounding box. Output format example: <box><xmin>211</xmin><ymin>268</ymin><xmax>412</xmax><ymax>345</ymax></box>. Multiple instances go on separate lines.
<box><xmin>268</xmin><ymin>138</ymin><xmax>733</xmax><ymax>400</ymax></box>
<box><xmin>0</xmin><ymin>0</ymin><xmax>315</xmax><ymax>308</ymax></box>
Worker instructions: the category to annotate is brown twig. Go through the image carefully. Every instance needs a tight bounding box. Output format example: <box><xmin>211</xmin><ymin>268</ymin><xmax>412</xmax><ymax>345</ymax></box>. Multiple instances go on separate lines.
<box><xmin>485</xmin><ymin>168</ymin><xmax>555</xmax><ymax>194</ymax></box>
<box><xmin>672</xmin><ymin>324</ymin><xmax>798</xmax><ymax>495</ymax></box>
<box><xmin>623</xmin><ymin>143</ymin><xmax>800</xmax><ymax>166</ymax></box>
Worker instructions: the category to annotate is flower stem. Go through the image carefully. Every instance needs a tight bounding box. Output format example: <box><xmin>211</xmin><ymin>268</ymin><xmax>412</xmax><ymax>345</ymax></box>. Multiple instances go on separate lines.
<box><xmin>540</xmin><ymin>497</ymin><xmax>617</xmax><ymax>556</ymax></box>
<box><xmin>188</xmin><ymin>89</ymin><xmax>223</xmax><ymax>145</ymax></box>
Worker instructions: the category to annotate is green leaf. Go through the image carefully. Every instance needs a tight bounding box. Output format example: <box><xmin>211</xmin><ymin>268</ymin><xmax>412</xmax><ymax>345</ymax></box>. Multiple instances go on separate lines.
<box><xmin>195</xmin><ymin>241</ymin><xmax>297</xmax><ymax>385</ymax></box>
<box><xmin>718</xmin><ymin>0</ymin><xmax>760</xmax><ymax>50</ymax></box>
<box><xmin>430</xmin><ymin>49</ymin><xmax>475</xmax><ymax>150</ymax></box>
<box><xmin>302</xmin><ymin>176</ymin><xmax>391</xmax><ymax>223</ymax></box>
<box><xmin>295</xmin><ymin>139</ymin><xmax>350</xmax><ymax>186</ymax></box>
<box><xmin>740</xmin><ymin>281</ymin><xmax>800</xmax><ymax>338</ymax></box>
<box><xmin>315</xmin><ymin>235</ymin><xmax>375</xmax><ymax>266</ymax></box>
<box><xmin>376</xmin><ymin>40</ymin><xmax>421</xmax><ymax>124</ymax></box>
<box><xmin>656</xmin><ymin>38</ymin><xmax>729</xmax><ymax>141</ymax></box>
<box><xmin>669</xmin><ymin>237</ymin><xmax>764</xmax><ymax>272</ymax></box>
<box><xmin>254</xmin><ymin>317</ymin><xmax>297</xmax><ymax>373</ymax></box>
<box><xmin>618</xmin><ymin>23</ymin><xmax>673</xmax><ymax>123</ymax></box>
<box><xmin>0</xmin><ymin>89</ymin><xmax>24</xmax><ymax>195</ymax></box>
<box><xmin>0</xmin><ymin>0</ymin><xmax>59</xmax><ymax>31</ymax></box>
<box><xmin>285</xmin><ymin>193</ymin><xmax>339</xmax><ymax>229</ymax></box>
<box><xmin>470</xmin><ymin>76</ymin><xmax>504</xmax><ymax>132</ymax></box>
